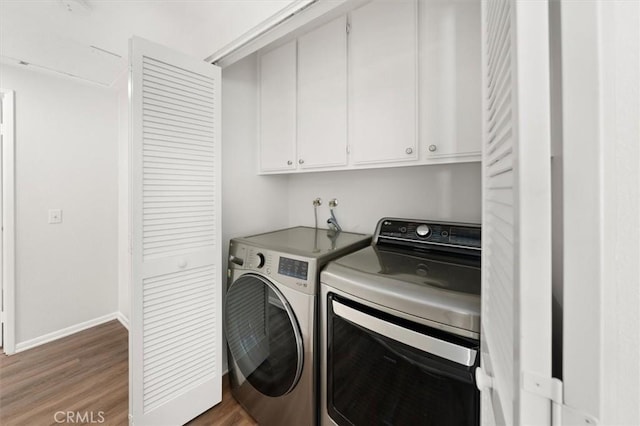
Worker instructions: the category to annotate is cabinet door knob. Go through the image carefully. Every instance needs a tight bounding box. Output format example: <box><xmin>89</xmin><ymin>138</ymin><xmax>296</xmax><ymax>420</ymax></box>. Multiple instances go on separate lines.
<box><xmin>405</xmin><ymin>147</ymin><xmax>413</xmax><ymax>155</ymax></box>
<box><xmin>429</xmin><ymin>144</ymin><xmax>437</xmax><ymax>152</ymax></box>
<box><xmin>298</xmin><ymin>159</ymin><xmax>305</xmax><ymax>164</ymax></box>
<box><xmin>287</xmin><ymin>160</ymin><xmax>293</xmax><ymax>165</ymax></box>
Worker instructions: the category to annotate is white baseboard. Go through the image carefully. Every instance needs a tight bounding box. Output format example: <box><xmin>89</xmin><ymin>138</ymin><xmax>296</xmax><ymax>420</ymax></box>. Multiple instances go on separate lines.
<box><xmin>116</xmin><ymin>312</ymin><xmax>129</xmax><ymax>330</ymax></box>
<box><xmin>15</xmin><ymin>312</ymin><xmax>121</xmax><ymax>353</ymax></box>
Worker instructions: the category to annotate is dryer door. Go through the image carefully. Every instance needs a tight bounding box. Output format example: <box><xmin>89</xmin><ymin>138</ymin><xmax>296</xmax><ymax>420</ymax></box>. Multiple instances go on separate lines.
<box><xmin>225</xmin><ymin>274</ymin><xmax>304</xmax><ymax>397</ymax></box>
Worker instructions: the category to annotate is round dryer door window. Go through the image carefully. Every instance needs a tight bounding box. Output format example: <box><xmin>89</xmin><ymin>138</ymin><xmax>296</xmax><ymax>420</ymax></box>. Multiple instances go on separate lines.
<box><xmin>225</xmin><ymin>274</ymin><xmax>304</xmax><ymax>397</ymax></box>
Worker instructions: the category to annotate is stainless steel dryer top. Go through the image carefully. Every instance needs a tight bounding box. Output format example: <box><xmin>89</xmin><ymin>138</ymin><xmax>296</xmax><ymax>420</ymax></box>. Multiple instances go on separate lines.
<box><xmin>321</xmin><ymin>218</ymin><xmax>481</xmax><ymax>339</ymax></box>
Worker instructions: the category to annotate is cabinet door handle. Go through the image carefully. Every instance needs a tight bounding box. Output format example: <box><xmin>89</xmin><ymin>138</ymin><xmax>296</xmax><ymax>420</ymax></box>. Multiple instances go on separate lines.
<box><xmin>429</xmin><ymin>144</ymin><xmax>437</xmax><ymax>152</ymax></box>
<box><xmin>287</xmin><ymin>160</ymin><xmax>293</xmax><ymax>165</ymax></box>
<box><xmin>405</xmin><ymin>147</ymin><xmax>413</xmax><ymax>155</ymax></box>
<box><xmin>298</xmin><ymin>159</ymin><xmax>305</xmax><ymax>165</ymax></box>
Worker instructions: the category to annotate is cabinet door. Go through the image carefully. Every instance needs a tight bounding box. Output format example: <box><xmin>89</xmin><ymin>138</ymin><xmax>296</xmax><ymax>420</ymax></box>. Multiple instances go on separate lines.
<box><xmin>420</xmin><ymin>0</ymin><xmax>481</xmax><ymax>159</ymax></box>
<box><xmin>349</xmin><ymin>0</ymin><xmax>418</xmax><ymax>165</ymax></box>
<box><xmin>297</xmin><ymin>16</ymin><xmax>348</xmax><ymax>169</ymax></box>
<box><xmin>259</xmin><ymin>40</ymin><xmax>296</xmax><ymax>172</ymax></box>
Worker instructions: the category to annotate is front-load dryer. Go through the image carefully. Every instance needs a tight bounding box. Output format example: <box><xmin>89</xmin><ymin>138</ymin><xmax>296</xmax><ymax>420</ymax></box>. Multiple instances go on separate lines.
<box><xmin>224</xmin><ymin>226</ymin><xmax>371</xmax><ymax>426</ymax></box>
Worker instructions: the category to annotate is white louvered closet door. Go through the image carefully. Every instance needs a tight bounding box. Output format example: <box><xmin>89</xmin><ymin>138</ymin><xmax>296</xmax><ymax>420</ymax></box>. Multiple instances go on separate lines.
<box><xmin>479</xmin><ymin>1</ymin><xmax>553</xmax><ymax>425</ymax></box>
<box><xmin>129</xmin><ymin>37</ymin><xmax>222</xmax><ymax>426</ymax></box>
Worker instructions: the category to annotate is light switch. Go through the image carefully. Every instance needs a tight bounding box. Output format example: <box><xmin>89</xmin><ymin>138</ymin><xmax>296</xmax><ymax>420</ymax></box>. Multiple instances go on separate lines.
<box><xmin>48</xmin><ymin>209</ymin><xmax>62</xmax><ymax>224</ymax></box>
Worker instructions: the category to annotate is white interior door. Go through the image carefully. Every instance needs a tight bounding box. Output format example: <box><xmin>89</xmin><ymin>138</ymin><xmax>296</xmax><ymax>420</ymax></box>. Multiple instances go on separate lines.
<box><xmin>129</xmin><ymin>36</ymin><xmax>222</xmax><ymax>426</ymax></box>
<box><xmin>479</xmin><ymin>0</ymin><xmax>553</xmax><ymax>425</ymax></box>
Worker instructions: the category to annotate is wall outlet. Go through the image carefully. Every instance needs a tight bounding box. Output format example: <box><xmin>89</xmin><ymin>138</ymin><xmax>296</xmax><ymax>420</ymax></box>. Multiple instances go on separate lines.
<box><xmin>48</xmin><ymin>209</ymin><xmax>63</xmax><ymax>224</ymax></box>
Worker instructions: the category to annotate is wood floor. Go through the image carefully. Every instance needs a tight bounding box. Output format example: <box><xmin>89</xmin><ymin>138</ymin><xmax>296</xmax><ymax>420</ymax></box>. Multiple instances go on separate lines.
<box><xmin>0</xmin><ymin>320</ymin><xmax>257</xmax><ymax>426</ymax></box>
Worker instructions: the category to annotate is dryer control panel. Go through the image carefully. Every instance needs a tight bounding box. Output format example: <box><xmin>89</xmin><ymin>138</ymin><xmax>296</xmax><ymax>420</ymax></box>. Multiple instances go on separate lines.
<box><xmin>374</xmin><ymin>218</ymin><xmax>481</xmax><ymax>255</ymax></box>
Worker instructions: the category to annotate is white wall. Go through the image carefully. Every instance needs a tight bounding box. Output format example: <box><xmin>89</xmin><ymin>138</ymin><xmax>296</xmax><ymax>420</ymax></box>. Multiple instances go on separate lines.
<box><xmin>221</xmin><ymin>54</ymin><xmax>289</xmax><ymax>246</ymax></box>
<box><xmin>115</xmin><ymin>75</ymin><xmax>130</xmax><ymax>326</ymax></box>
<box><xmin>221</xmin><ymin>54</ymin><xmax>290</xmax><ymax>371</ymax></box>
<box><xmin>0</xmin><ymin>64</ymin><xmax>119</xmax><ymax>346</ymax></box>
<box><xmin>287</xmin><ymin>163</ymin><xmax>482</xmax><ymax>233</ymax></box>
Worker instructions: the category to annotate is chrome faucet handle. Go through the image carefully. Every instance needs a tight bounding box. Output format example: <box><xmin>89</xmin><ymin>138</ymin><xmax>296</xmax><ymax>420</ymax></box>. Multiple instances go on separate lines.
<box><xmin>313</xmin><ymin>198</ymin><xmax>322</xmax><ymax>207</ymax></box>
<box><xmin>329</xmin><ymin>198</ymin><xmax>338</xmax><ymax>208</ymax></box>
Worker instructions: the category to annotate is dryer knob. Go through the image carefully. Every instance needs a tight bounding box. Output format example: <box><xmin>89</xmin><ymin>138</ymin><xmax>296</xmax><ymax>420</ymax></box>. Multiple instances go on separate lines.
<box><xmin>416</xmin><ymin>224</ymin><xmax>431</xmax><ymax>238</ymax></box>
<box><xmin>255</xmin><ymin>253</ymin><xmax>265</xmax><ymax>268</ymax></box>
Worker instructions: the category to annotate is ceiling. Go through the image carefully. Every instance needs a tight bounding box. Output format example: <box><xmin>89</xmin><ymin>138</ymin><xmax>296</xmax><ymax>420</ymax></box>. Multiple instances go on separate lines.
<box><xmin>0</xmin><ymin>0</ymin><xmax>294</xmax><ymax>87</ymax></box>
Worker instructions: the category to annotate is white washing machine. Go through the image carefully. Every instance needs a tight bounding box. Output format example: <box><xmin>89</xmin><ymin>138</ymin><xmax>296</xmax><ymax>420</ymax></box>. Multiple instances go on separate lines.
<box><xmin>224</xmin><ymin>226</ymin><xmax>371</xmax><ymax>426</ymax></box>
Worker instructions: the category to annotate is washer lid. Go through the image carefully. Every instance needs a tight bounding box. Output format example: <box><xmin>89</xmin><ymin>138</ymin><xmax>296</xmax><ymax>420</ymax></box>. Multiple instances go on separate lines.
<box><xmin>321</xmin><ymin>246</ymin><xmax>480</xmax><ymax>337</ymax></box>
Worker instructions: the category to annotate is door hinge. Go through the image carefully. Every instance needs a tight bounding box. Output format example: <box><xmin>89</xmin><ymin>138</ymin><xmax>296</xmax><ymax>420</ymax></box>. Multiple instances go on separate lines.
<box><xmin>346</xmin><ymin>145</ymin><xmax>351</xmax><ymax>155</ymax></box>
<box><xmin>523</xmin><ymin>371</ymin><xmax>599</xmax><ymax>426</ymax></box>
<box><xmin>1</xmin><ymin>310</ymin><xmax>5</xmax><ymax>324</ymax></box>
<box><xmin>346</xmin><ymin>22</ymin><xmax>351</xmax><ymax>34</ymax></box>
<box><xmin>523</xmin><ymin>371</ymin><xmax>563</xmax><ymax>404</ymax></box>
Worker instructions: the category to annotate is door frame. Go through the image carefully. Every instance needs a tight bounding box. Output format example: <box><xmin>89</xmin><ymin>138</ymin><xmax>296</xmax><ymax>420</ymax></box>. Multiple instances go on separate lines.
<box><xmin>0</xmin><ymin>89</ymin><xmax>16</xmax><ymax>355</ymax></box>
<box><xmin>561</xmin><ymin>1</ymin><xmax>640</xmax><ymax>423</ymax></box>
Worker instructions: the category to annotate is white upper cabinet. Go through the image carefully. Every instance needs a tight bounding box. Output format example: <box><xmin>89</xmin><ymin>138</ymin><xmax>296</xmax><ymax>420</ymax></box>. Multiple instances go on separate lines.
<box><xmin>349</xmin><ymin>0</ymin><xmax>418</xmax><ymax>165</ymax></box>
<box><xmin>419</xmin><ymin>0</ymin><xmax>482</xmax><ymax>159</ymax></box>
<box><xmin>297</xmin><ymin>16</ymin><xmax>348</xmax><ymax>169</ymax></box>
<box><xmin>256</xmin><ymin>0</ymin><xmax>481</xmax><ymax>174</ymax></box>
<box><xmin>259</xmin><ymin>40</ymin><xmax>297</xmax><ymax>172</ymax></box>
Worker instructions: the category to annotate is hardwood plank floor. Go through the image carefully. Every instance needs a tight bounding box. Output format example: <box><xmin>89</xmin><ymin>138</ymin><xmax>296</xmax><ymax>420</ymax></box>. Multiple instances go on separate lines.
<box><xmin>0</xmin><ymin>320</ymin><xmax>256</xmax><ymax>426</ymax></box>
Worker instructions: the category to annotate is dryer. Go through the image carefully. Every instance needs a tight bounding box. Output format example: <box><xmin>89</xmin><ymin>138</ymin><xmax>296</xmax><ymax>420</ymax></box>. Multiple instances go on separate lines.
<box><xmin>224</xmin><ymin>226</ymin><xmax>371</xmax><ymax>426</ymax></box>
<box><xmin>320</xmin><ymin>218</ymin><xmax>481</xmax><ymax>426</ymax></box>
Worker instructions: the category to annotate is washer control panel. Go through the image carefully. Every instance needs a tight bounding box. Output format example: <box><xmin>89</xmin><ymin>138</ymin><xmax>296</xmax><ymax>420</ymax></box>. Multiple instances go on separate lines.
<box><xmin>374</xmin><ymin>218</ymin><xmax>481</xmax><ymax>252</ymax></box>
<box><xmin>227</xmin><ymin>242</ymin><xmax>317</xmax><ymax>294</ymax></box>
<box><xmin>278</xmin><ymin>256</ymin><xmax>309</xmax><ymax>281</ymax></box>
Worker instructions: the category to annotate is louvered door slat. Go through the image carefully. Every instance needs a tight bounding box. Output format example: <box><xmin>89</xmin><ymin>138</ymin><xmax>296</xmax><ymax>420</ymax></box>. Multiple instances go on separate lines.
<box><xmin>144</xmin><ymin>321</ymin><xmax>213</xmax><ymax>352</ymax></box>
<box><xmin>144</xmin><ymin>135</ymin><xmax>215</xmax><ymax>151</ymax></box>
<box><xmin>143</xmin><ymin>86</ymin><xmax>213</xmax><ymax>111</ymax></box>
<box><xmin>144</xmin><ymin>120</ymin><xmax>213</xmax><ymax>139</ymax></box>
<box><xmin>143</xmin><ymin>215</ymin><xmax>214</xmax><ymax>225</ymax></box>
<box><xmin>143</xmin><ymin>67</ymin><xmax>215</xmax><ymax>96</ymax></box>
<box><xmin>144</xmin><ymin>308</ymin><xmax>213</xmax><ymax>337</ymax></box>
<box><xmin>144</xmin><ymin>109</ymin><xmax>215</xmax><ymax>130</ymax></box>
<box><xmin>143</xmin><ymin>78</ymin><xmax>213</xmax><ymax>103</ymax></box>
<box><xmin>143</xmin><ymin>57</ymin><xmax>215</xmax><ymax>88</ymax></box>
<box><xmin>487</xmin><ymin>7</ymin><xmax>510</xmax><ymax>77</ymax></box>
<box><xmin>143</xmin><ymin>96</ymin><xmax>213</xmax><ymax>120</ymax></box>
<box><xmin>144</xmin><ymin>109</ymin><xmax>214</xmax><ymax>130</ymax></box>
<box><xmin>144</xmin><ymin>169</ymin><xmax>215</xmax><ymax>179</ymax></box>
<box><xmin>480</xmin><ymin>1</ymin><xmax>552</xmax><ymax>425</ymax></box>
<box><xmin>130</xmin><ymin>36</ymin><xmax>222</xmax><ymax>426</ymax></box>
<box><xmin>482</xmin><ymin>4</ymin><xmax>516</xmax><ymax>421</ymax></box>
